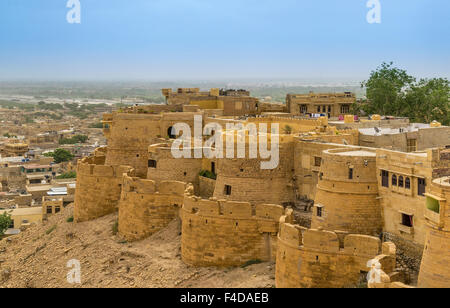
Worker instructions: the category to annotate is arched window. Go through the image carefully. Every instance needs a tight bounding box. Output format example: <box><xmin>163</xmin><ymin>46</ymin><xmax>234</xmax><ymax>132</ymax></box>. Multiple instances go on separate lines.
<box><xmin>392</xmin><ymin>174</ymin><xmax>397</xmax><ymax>186</ymax></box>
<box><xmin>399</xmin><ymin>176</ymin><xmax>404</xmax><ymax>188</ymax></box>
<box><xmin>405</xmin><ymin>177</ymin><xmax>411</xmax><ymax>189</ymax></box>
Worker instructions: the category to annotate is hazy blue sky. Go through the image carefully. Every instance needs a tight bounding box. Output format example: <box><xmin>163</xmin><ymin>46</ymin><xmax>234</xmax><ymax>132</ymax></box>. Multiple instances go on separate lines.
<box><xmin>0</xmin><ymin>0</ymin><xmax>448</xmax><ymax>81</ymax></box>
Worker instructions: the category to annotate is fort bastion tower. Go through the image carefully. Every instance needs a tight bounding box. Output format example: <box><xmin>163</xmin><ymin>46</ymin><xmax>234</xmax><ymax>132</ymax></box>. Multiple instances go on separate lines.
<box><xmin>311</xmin><ymin>147</ymin><xmax>382</xmax><ymax>236</ymax></box>
<box><xmin>102</xmin><ymin>110</ymin><xmax>202</xmax><ymax>177</ymax></box>
<box><xmin>213</xmin><ymin>133</ymin><xmax>296</xmax><ymax>206</ymax></box>
<box><xmin>418</xmin><ymin>176</ymin><xmax>450</xmax><ymax>288</ymax></box>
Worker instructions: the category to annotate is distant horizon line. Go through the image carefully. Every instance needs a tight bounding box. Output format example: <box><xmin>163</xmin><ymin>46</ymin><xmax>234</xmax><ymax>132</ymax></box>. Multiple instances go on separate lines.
<box><xmin>0</xmin><ymin>77</ymin><xmax>369</xmax><ymax>85</ymax></box>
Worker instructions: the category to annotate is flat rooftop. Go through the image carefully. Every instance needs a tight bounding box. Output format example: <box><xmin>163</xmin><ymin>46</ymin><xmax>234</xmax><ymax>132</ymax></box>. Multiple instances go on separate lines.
<box><xmin>26</xmin><ymin>185</ymin><xmax>53</xmax><ymax>192</ymax></box>
<box><xmin>359</xmin><ymin>123</ymin><xmax>433</xmax><ymax>136</ymax></box>
<box><xmin>335</xmin><ymin>150</ymin><xmax>377</xmax><ymax>157</ymax></box>
<box><xmin>0</xmin><ymin>206</ymin><xmax>42</xmax><ymax>216</ymax></box>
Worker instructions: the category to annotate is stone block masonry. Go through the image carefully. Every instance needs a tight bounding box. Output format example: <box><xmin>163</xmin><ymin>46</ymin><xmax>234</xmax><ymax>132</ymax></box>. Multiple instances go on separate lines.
<box><xmin>118</xmin><ymin>174</ymin><xmax>187</xmax><ymax>242</ymax></box>
<box><xmin>74</xmin><ymin>156</ymin><xmax>134</xmax><ymax>222</ymax></box>
<box><xmin>181</xmin><ymin>194</ymin><xmax>284</xmax><ymax>267</ymax></box>
<box><xmin>276</xmin><ymin>212</ymin><xmax>396</xmax><ymax>288</ymax></box>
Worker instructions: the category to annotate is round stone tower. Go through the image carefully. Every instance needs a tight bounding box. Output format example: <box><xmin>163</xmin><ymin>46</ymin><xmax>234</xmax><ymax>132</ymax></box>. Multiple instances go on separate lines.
<box><xmin>311</xmin><ymin>147</ymin><xmax>382</xmax><ymax>236</ymax></box>
<box><xmin>213</xmin><ymin>134</ymin><xmax>295</xmax><ymax>206</ymax></box>
<box><xmin>418</xmin><ymin>176</ymin><xmax>450</xmax><ymax>288</ymax></box>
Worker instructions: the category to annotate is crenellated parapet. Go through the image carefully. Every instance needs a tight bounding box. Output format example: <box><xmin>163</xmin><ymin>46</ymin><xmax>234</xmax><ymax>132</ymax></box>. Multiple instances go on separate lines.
<box><xmin>118</xmin><ymin>173</ymin><xmax>187</xmax><ymax>241</ymax></box>
<box><xmin>276</xmin><ymin>211</ymin><xmax>396</xmax><ymax>288</ymax></box>
<box><xmin>74</xmin><ymin>156</ymin><xmax>134</xmax><ymax>223</ymax></box>
<box><xmin>180</xmin><ymin>193</ymin><xmax>284</xmax><ymax>267</ymax></box>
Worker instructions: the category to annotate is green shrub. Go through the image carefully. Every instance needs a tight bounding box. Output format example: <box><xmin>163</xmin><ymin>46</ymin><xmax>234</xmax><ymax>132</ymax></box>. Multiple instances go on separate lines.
<box><xmin>56</xmin><ymin>171</ymin><xmax>77</xmax><ymax>179</ymax></box>
<box><xmin>44</xmin><ymin>149</ymin><xmax>74</xmax><ymax>163</ymax></box>
<box><xmin>112</xmin><ymin>220</ymin><xmax>119</xmax><ymax>235</ymax></box>
<box><xmin>59</xmin><ymin>135</ymin><xmax>88</xmax><ymax>145</ymax></box>
<box><xmin>89</xmin><ymin>122</ymin><xmax>104</xmax><ymax>129</ymax></box>
<box><xmin>46</xmin><ymin>225</ymin><xmax>57</xmax><ymax>235</ymax></box>
<box><xmin>282</xmin><ymin>125</ymin><xmax>293</xmax><ymax>134</ymax></box>
<box><xmin>199</xmin><ymin>170</ymin><xmax>217</xmax><ymax>180</ymax></box>
<box><xmin>0</xmin><ymin>212</ymin><xmax>13</xmax><ymax>236</ymax></box>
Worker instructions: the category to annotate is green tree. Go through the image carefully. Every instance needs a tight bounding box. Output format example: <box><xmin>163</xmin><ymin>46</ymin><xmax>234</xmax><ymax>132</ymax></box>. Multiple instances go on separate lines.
<box><xmin>89</xmin><ymin>122</ymin><xmax>104</xmax><ymax>129</ymax></box>
<box><xmin>59</xmin><ymin>135</ymin><xmax>88</xmax><ymax>145</ymax></box>
<box><xmin>403</xmin><ymin>78</ymin><xmax>450</xmax><ymax>125</ymax></box>
<box><xmin>361</xmin><ymin>62</ymin><xmax>449</xmax><ymax>125</ymax></box>
<box><xmin>55</xmin><ymin>171</ymin><xmax>77</xmax><ymax>179</ymax></box>
<box><xmin>282</xmin><ymin>125</ymin><xmax>293</xmax><ymax>135</ymax></box>
<box><xmin>361</xmin><ymin>62</ymin><xmax>415</xmax><ymax>116</ymax></box>
<box><xmin>44</xmin><ymin>149</ymin><xmax>74</xmax><ymax>164</ymax></box>
<box><xmin>0</xmin><ymin>212</ymin><xmax>12</xmax><ymax>236</ymax></box>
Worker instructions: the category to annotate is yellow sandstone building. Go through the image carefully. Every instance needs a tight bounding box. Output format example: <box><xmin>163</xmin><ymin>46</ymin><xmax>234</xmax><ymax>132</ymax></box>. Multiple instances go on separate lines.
<box><xmin>70</xmin><ymin>88</ymin><xmax>450</xmax><ymax>288</ymax></box>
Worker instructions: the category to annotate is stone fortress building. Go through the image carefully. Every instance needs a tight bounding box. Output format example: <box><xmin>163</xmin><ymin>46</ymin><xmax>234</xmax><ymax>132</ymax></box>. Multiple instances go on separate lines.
<box><xmin>73</xmin><ymin>88</ymin><xmax>450</xmax><ymax>288</ymax></box>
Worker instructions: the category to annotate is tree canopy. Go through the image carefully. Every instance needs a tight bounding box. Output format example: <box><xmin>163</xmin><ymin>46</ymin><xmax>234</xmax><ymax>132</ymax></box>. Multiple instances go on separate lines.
<box><xmin>0</xmin><ymin>212</ymin><xmax>12</xmax><ymax>236</ymax></box>
<box><xmin>360</xmin><ymin>62</ymin><xmax>449</xmax><ymax>125</ymax></box>
<box><xmin>59</xmin><ymin>135</ymin><xmax>88</xmax><ymax>145</ymax></box>
<box><xmin>44</xmin><ymin>149</ymin><xmax>74</xmax><ymax>164</ymax></box>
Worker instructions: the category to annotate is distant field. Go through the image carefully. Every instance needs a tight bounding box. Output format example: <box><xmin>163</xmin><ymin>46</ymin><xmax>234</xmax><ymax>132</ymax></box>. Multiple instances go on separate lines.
<box><xmin>0</xmin><ymin>81</ymin><xmax>365</xmax><ymax>103</ymax></box>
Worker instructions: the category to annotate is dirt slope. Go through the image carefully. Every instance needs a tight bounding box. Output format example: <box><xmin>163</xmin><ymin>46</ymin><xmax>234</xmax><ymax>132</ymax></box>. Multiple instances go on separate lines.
<box><xmin>0</xmin><ymin>205</ymin><xmax>275</xmax><ymax>288</ymax></box>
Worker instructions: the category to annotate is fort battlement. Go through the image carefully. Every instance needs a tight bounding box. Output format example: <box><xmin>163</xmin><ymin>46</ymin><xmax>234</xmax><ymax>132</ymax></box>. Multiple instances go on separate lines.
<box><xmin>276</xmin><ymin>213</ymin><xmax>396</xmax><ymax>288</ymax></box>
<box><xmin>74</xmin><ymin>156</ymin><xmax>134</xmax><ymax>223</ymax></box>
<box><xmin>118</xmin><ymin>173</ymin><xmax>187</xmax><ymax>241</ymax></box>
<box><xmin>181</xmin><ymin>193</ymin><xmax>284</xmax><ymax>267</ymax></box>
<box><xmin>76</xmin><ymin>157</ymin><xmax>133</xmax><ymax>178</ymax></box>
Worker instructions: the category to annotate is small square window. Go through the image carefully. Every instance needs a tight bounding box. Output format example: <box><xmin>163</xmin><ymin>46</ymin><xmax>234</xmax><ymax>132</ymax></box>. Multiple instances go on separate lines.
<box><xmin>314</xmin><ymin>157</ymin><xmax>322</xmax><ymax>167</ymax></box>
<box><xmin>148</xmin><ymin>160</ymin><xmax>157</xmax><ymax>168</ymax></box>
<box><xmin>47</xmin><ymin>206</ymin><xmax>53</xmax><ymax>214</ymax></box>
<box><xmin>401</xmin><ymin>214</ymin><xmax>413</xmax><ymax>228</ymax></box>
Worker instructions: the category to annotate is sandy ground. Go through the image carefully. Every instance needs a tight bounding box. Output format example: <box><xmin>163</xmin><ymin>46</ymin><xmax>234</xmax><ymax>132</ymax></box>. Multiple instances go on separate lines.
<box><xmin>0</xmin><ymin>205</ymin><xmax>275</xmax><ymax>288</ymax></box>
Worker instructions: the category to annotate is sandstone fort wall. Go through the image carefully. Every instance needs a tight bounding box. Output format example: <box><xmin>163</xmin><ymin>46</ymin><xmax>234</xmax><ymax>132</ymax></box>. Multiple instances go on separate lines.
<box><xmin>276</xmin><ymin>214</ymin><xmax>396</xmax><ymax>288</ymax></box>
<box><xmin>181</xmin><ymin>194</ymin><xmax>284</xmax><ymax>267</ymax></box>
<box><xmin>118</xmin><ymin>174</ymin><xmax>186</xmax><ymax>242</ymax></box>
<box><xmin>74</xmin><ymin>156</ymin><xmax>133</xmax><ymax>222</ymax></box>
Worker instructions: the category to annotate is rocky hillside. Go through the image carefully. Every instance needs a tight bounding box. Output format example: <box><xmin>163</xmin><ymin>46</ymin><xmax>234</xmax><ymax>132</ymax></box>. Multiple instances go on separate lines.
<box><xmin>0</xmin><ymin>205</ymin><xmax>275</xmax><ymax>288</ymax></box>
